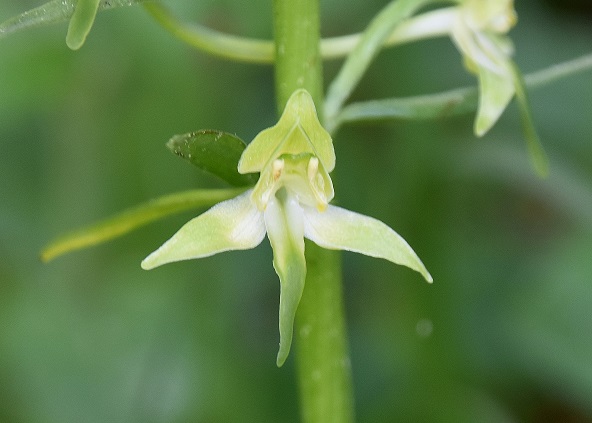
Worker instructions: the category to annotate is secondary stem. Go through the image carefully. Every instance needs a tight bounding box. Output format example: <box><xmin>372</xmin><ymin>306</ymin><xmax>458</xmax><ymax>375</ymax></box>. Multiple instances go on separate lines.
<box><xmin>271</xmin><ymin>0</ymin><xmax>355</xmax><ymax>422</ymax></box>
<box><xmin>296</xmin><ymin>242</ymin><xmax>355</xmax><ymax>423</ymax></box>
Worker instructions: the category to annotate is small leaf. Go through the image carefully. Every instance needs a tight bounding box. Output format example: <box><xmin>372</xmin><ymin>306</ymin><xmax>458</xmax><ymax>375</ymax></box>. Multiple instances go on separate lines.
<box><xmin>167</xmin><ymin>130</ymin><xmax>258</xmax><ymax>187</ymax></box>
<box><xmin>41</xmin><ymin>188</ymin><xmax>246</xmax><ymax>262</ymax></box>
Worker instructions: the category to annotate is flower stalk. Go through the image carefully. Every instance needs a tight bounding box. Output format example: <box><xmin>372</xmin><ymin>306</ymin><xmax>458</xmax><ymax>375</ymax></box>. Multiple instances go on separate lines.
<box><xmin>271</xmin><ymin>0</ymin><xmax>354</xmax><ymax>421</ymax></box>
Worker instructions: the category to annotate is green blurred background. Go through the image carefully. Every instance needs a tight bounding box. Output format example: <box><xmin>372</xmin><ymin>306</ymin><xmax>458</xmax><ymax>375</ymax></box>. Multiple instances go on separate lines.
<box><xmin>1</xmin><ymin>1</ymin><xmax>592</xmax><ymax>421</ymax></box>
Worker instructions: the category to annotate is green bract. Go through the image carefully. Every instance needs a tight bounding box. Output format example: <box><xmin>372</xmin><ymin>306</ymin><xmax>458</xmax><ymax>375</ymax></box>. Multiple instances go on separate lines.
<box><xmin>141</xmin><ymin>89</ymin><xmax>432</xmax><ymax>366</ymax></box>
<box><xmin>167</xmin><ymin>130</ymin><xmax>259</xmax><ymax>187</ymax></box>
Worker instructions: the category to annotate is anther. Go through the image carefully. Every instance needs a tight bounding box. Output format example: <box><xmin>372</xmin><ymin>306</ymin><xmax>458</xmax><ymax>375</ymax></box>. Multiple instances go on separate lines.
<box><xmin>272</xmin><ymin>159</ymin><xmax>284</xmax><ymax>181</ymax></box>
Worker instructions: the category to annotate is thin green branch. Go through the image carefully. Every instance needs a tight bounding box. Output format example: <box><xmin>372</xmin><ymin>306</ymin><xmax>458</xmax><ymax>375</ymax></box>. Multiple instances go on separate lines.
<box><xmin>324</xmin><ymin>0</ymin><xmax>440</xmax><ymax>122</ymax></box>
<box><xmin>41</xmin><ymin>187</ymin><xmax>246</xmax><ymax>262</ymax></box>
<box><xmin>143</xmin><ymin>3</ymin><xmax>273</xmax><ymax>64</ymax></box>
<box><xmin>328</xmin><ymin>87</ymin><xmax>478</xmax><ymax>133</ymax></box>
<box><xmin>0</xmin><ymin>0</ymin><xmax>146</xmax><ymax>40</ymax></box>
<box><xmin>524</xmin><ymin>53</ymin><xmax>592</xmax><ymax>87</ymax></box>
<box><xmin>329</xmin><ymin>52</ymin><xmax>592</xmax><ymax>133</ymax></box>
<box><xmin>143</xmin><ymin>3</ymin><xmax>452</xmax><ymax>64</ymax></box>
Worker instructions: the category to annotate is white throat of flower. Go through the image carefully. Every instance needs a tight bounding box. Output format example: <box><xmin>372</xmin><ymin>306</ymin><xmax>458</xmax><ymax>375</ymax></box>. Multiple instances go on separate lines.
<box><xmin>252</xmin><ymin>152</ymin><xmax>334</xmax><ymax>212</ymax></box>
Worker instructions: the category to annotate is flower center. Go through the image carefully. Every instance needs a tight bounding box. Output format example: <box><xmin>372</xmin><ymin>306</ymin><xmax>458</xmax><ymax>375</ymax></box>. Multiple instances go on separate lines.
<box><xmin>251</xmin><ymin>152</ymin><xmax>334</xmax><ymax>212</ymax></box>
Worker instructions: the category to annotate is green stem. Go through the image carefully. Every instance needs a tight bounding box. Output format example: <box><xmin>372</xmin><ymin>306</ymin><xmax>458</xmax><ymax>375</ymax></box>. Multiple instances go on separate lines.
<box><xmin>297</xmin><ymin>242</ymin><xmax>355</xmax><ymax>423</ymax></box>
<box><xmin>272</xmin><ymin>0</ymin><xmax>355</xmax><ymax>422</ymax></box>
<box><xmin>272</xmin><ymin>0</ymin><xmax>323</xmax><ymax>111</ymax></box>
<box><xmin>143</xmin><ymin>3</ymin><xmax>273</xmax><ymax>64</ymax></box>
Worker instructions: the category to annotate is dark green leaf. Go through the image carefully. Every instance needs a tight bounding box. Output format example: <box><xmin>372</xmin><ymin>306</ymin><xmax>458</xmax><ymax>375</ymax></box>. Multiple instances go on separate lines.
<box><xmin>167</xmin><ymin>130</ymin><xmax>258</xmax><ymax>187</ymax></box>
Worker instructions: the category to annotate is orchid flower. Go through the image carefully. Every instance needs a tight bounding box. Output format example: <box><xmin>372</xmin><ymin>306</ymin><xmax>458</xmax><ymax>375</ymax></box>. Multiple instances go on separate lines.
<box><xmin>389</xmin><ymin>0</ymin><xmax>547</xmax><ymax>174</ymax></box>
<box><xmin>390</xmin><ymin>0</ymin><xmax>517</xmax><ymax>135</ymax></box>
<box><xmin>141</xmin><ymin>89</ymin><xmax>432</xmax><ymax>366</ymax></box>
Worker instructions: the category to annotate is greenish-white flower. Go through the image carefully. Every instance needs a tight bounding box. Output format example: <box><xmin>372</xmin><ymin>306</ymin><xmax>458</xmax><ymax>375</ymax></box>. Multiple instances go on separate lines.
<box><xmin>142</xmin><ymin>89</ymin><xmax>432</xmax><ymax>366</ymax></box>
<box><xmin>392</xmin><ymin>0</ymin><xmax>518</xmax><ymax>135</ymax></box>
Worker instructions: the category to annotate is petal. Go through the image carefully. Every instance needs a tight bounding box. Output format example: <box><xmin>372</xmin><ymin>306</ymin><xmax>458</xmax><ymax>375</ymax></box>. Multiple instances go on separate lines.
<box><xmin>141</xmin><ymin>190</ymin><xmax>265</xmax><ymax>269</ymax></box>
<box><xmin>474</xmin><ymin>62</ymin><xmax>515</xmax><ymax>136</ymax></box>
<box><xmin>450</xmin><ymin>15</ymin><xmax>515</xmax><ymax>136</ymax></box>
<box><xmin>264</xmin><ymin>192</ymin><xmax>306</xmax><ymax>366</ymax></box>
<box><xmin>303</xmin><ymin>205</ymin><xmax>433</xmax><ymax>283</ymax></box>
<box><xmin>451</xmin><ymin>14</ymin><xmax>512</xmax><ymax>76</ymax></box>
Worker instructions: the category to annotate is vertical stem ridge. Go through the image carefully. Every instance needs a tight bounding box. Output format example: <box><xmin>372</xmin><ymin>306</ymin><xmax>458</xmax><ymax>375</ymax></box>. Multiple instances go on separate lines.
<box><xmin>272</xmin><ymin>0</ymin><xmax>355</xmax><ymax>421</ymax></box>
<box><xmin>297</xmin><ymin>242</ymin><xmax>355</xmax><ymax>423</ymax></box>
<box><xmin>272</xmin><ymin>0</ymin><xmax>323</xmax><ymax>112</ymax></box>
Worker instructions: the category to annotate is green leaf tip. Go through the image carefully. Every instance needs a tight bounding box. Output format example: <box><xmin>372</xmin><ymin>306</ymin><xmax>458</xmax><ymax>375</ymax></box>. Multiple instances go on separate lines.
<box><xmin>66</xmin><ymin>0</ymin><xmax>101</xmax><ymax>50</ymax></box>
<box><xmin>167</xmin><ymin>130</ymin><xmax>259</xmax><ymax>187</ymax></box>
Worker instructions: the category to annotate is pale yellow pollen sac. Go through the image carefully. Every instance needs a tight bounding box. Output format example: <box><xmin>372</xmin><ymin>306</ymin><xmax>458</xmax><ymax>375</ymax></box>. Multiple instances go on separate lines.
<box><xmin>307</xmin><ymin>156</ymin><xmax>328</xmax><ymax>212</ymax></box>
<box><xmin>489</xmin><ymin>10</ymin><xmax>516</xmax><ymax>33</ymax></box>
<box><xmin>272</xmin><ymin>159</ymin><xmax>284</xmax><ymax>181</ymax></box>
<box><xmin>307</xmin><ymin>156</ymin><xmax>319</xmax><ymax>181</ymax></box>
<box><xmin>252</xmin><ymin>153</ymin><xmax>333</xmax><ymax>213</ymax></box>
